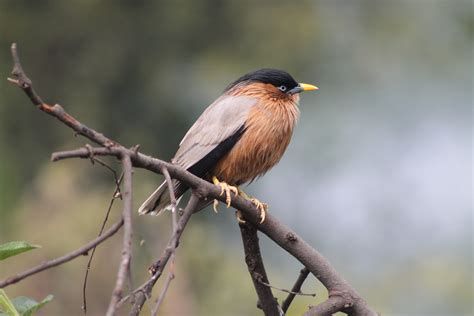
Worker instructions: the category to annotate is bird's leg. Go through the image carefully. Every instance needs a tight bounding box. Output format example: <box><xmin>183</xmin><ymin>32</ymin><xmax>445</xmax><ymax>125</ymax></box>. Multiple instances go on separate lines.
<box><xmin>237</xmin><ymin>187</ymin><xmax>268</xmax><ymax>224</ymax></box>
<box><xmin>212</xmin><ymin>176</ymin><xmax>238</xmax><ymax>213</ymax></box>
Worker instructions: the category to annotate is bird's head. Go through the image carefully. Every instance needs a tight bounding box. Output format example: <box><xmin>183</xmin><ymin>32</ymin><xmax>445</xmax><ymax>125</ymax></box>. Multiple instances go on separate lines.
<box><xmin>225</xmin><ymin>68</ymin><xmax>318</xmax><ymax>98</ymax></box>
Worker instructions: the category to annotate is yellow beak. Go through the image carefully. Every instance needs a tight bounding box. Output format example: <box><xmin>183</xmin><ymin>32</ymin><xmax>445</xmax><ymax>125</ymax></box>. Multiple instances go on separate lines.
<box><xmin>299</xmin><ymin>83</ymin><xmax>319</xmax><ymax>91</ymax></box>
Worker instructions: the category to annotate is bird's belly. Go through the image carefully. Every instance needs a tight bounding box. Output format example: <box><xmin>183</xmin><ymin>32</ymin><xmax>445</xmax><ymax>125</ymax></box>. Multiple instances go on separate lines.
<box><xmin>211</xmin><ymin>106</ymin><xmax>296</xmax><ymax>185</ymax></box>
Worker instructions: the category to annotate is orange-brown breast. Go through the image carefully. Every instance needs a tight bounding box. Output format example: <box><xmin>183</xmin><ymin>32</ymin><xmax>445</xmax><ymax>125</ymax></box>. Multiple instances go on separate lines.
<box><xmin>211</xmin><ymin>83</ymin><xmax>300</xmax><ymax>185</ymax></box>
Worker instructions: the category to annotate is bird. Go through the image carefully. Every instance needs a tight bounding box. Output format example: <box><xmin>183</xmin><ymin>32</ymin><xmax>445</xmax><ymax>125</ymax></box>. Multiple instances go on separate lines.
<box><xmin>138</xmin><ymin>68</ymin><xmax>318</xmax><ymax>223</ymax></box>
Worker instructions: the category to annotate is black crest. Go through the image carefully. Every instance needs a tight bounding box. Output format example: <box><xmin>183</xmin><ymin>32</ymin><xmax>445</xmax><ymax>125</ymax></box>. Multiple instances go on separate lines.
<box><xmin>225</xmin><ymin>68</ymin><xmax>299</xmax><ymax>92</ymax></box>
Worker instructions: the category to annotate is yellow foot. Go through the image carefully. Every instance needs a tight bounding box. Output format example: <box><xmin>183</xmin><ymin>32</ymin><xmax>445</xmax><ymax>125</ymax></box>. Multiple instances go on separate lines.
<box><xmin>237</xmin><ymin>188</ymin><xmax>268</xmax><ymax>224</ymax></box>
<box><xmin>212</xmin><ymin>176</ymin><xmax>238</xmax><ymax>212</ymax></box>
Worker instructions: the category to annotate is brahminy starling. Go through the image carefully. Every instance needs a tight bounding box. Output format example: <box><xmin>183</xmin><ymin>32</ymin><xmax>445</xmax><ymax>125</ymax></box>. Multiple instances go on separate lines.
<box><xmin>139</xmin><ymin>68</ymin><xmax>318</xmax><ymax>222</ymax></box>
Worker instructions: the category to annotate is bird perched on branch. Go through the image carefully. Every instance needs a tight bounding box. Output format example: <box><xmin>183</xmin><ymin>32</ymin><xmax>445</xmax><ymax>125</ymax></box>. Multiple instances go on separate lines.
<box><xmin>139</xmin><ymin>68</ymin><xmax>317</xmax><ymax>222</ymax></box>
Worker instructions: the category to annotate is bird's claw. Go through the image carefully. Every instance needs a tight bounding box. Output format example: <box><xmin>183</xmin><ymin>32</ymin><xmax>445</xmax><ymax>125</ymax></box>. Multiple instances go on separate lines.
<box><xmin>213</xmin><ymin>199</ymin><xmax>219</xmax><ymax>213</ymax></box>
<box><xmin>234</xmin><ymin>199</ymin><xmax>267</xmax><ymax>223</ymax></box>
<box><xmin>250</xmin><ymin>198</ymin><xmax>268</xmax><ymax>224</ymax></box>
<box><xmin>212</xmin><ymin>178</ymin><xmax>267</xmax><ymax>223</ymax></box>
<box><xmin>235</xmin><ymin>210</ymin><xmax>246</xmax><ymax>223</ymax></box>
<box><xmin>219</xmin><ymin>183</ymin><xmax>239</xmax><ymax>207</ymax></box>
<box><xmin>212</xmin><ymin>176</ymin><xmax>238</xmax><ymax>212</ymax></box>
<box><xmin>236</xmin><ymin>187</ymin><xmax>268</xmax><ymax>223</ymax></box>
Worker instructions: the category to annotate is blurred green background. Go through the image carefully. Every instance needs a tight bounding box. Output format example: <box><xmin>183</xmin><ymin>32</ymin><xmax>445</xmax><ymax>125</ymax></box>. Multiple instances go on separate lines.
<box><xmin>0</xmin><ymin>1</ymin><xmax>472</xmax><ymax>315</ymax></box>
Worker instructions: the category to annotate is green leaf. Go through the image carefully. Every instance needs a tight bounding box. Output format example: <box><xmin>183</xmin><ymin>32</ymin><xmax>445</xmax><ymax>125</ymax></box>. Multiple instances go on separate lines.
<box><xmin>0</xmin><ymin>289</ymin><xmax>19</xmax><ymax>316</ymax></box>
<box><xmin>11</xmin><ymin>295</ymin><xmax>53</xmax><ymax>316</ymax></box>
<box><xmin>0</xmin><ymin>242</ymin><xmax>40</xmax><ymax>261</ymax></box>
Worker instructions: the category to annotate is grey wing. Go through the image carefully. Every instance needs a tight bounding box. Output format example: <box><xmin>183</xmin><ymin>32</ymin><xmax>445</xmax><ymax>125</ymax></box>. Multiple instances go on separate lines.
<box><xmin>138</xmin><ymin>94</ymin><xmax>255</xmax><ymax>216</ymax></box>
<box><xmin>172</xmin><ymin>94</ymin><xmax>257</xmax><ymax>169</ymax></box>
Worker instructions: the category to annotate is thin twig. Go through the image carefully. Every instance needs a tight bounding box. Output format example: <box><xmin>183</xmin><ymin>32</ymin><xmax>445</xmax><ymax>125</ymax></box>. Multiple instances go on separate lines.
<box><xmin>151</xmin><ymin>167</ymin><xmax>178</xmax><ymax>316</ymax></box>
<box><xmin>151</xmin><ymin>268</ymin><xmax>175</xmax><ymax>316</ymax></box>
<box><xmin>161</xmin><ymin>167</ymin><xmax>177</xmax><ymax>212</ymax></box>
<box><xmin>9</xmin><ymin>43</ymin><xmax>115</xmax><ymax>147</ymax></box>
<box><xmin>92</xmin><ymin>157</ymin><xmax>123</xmax><ymax>197</ymax></box>
<box><xmin>8</xmin><ymin>43</ymin><xmax>43</xmax><ymax>105</ymax></box>
<box><xmin>82</xmin><ymin>173</ymin><xmax>124</xmax><ymax>314</ymax></box>
<box><xmin>258</xmin><ymin>278</ymin><xmax>315</xmax><ymax>298</ymax></box>
<box><xmin>128</xmin><ymin>194</ymin><xmax>199</xmax><ymax>316</ymax></box>
<box><xmin>0</xmin><ymin>220</ymin><xmax>123</xmax><ymax>288</ymax></box>
<box><xmin>281</xmin><ymin>268</ymin><xmax>311</xmax><ymax>314</ymax></box>
<box><xmin>238</xmin><ymin>221</ymin><xmax>281</xmax><ymax>315</ymax></box>
<box><xmin>106</xmin><ymin>155</ymin><xmax>134</xmax><ymax>316</ymax></box>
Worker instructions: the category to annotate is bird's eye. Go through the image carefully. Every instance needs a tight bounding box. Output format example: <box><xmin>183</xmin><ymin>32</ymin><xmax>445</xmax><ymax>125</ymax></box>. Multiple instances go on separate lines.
<box><xmin>278</xmin><ymin>85</ymin><xmax>287</xmax><ymax>92</ymax></box>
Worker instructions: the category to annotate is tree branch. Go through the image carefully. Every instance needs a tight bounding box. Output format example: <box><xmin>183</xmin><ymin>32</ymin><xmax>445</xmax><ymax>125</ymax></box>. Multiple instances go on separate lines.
<box><xmin>0</xmin><ymin>220</ymin><xmax>123</xmax><ymax>288</ymax></box>
<box><xmin>8</xmin><ymin>43</ymin><xmax>378</xmax><ymax>315</ymax></box>
<box><xmin>53</xmin><ymin>145</ymin><xmax>377</xmax><ymax>314</ymax></box>
<box><xmin>54</xmin><ymin>147</ymin><xmax>377</xmax><ymax>315</ymax></box>
<box><xmin>239</xmin><ymin>222</ymin><xmax>281</xmax><ymax>315</ymax></box>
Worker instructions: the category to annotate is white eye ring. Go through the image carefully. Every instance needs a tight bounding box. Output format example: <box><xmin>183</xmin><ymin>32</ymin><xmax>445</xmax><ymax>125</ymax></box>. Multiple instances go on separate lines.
<box><xmin>278</xmin><ymin>85</ymin><xmax>287</xmax><ymax>92</ymax></box>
